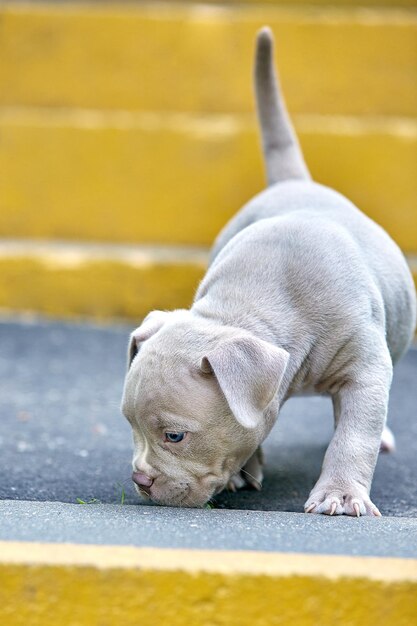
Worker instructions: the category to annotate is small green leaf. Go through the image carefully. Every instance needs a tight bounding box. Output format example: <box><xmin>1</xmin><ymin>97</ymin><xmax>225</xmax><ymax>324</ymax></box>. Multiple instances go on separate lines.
<box><xmin>115</xmin><ymin>481</ymin><xmax>127</xmax><ymax>505</ymax></box>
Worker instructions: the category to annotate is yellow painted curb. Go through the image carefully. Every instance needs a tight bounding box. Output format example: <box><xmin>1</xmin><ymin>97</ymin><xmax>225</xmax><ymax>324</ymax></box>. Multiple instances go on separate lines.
<box><xmin>1</xmin><ymin>109</ymin><xmax>416</xmax><ymax>251</ymax></box>
<box><xmin>205</xmin><ymin>0</ymin><xmax>417</xmax><ymax>7</ymax></box>
<box><xmin>193</xmin><ymin>0</ymin><xmax>417</xmax><ymax>8</ymax></box>
<box><xmin>184</xmin><ymin>0</ymin><xmax>417</xmax><ymax>5</ymax></box>
<box><xmin>1</xmin><ymin>3</ymin><xmax>416</xmax><ymax>116</ymax></box>
<box><xmin>0</xmin><ymin>241</ymin><xmax>207</xmax><ymax>319</ymax></box>
<box><xmin>0</xmin><ymin>542</ymin><xmax>416</xmax><ymax>626</ymax></box>
<box><xmin>0</xmin><ymin>241</ymin><xmax>415</xmax><ymax>320</ymax></box>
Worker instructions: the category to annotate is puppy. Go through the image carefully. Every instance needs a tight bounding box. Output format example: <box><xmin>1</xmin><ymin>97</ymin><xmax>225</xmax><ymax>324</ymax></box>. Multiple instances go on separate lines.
<box><xmin>121</xmin><ymin>28</ymin><xmax>416</xmax><ymax>516</ymax></box>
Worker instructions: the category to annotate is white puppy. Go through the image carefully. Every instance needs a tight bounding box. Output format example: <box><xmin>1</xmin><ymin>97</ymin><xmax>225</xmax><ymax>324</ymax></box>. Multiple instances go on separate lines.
<box><xmin>122</xmin><ymin>28</ymin><xmax>416</xmax><ymax>515</ymax></box>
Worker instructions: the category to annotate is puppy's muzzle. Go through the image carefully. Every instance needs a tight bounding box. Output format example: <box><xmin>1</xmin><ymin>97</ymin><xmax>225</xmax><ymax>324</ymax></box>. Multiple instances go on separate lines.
<box><xmin>132</xmin><ymin>471</ymin><xmax>154</xmax><ymax>495</ymax></box>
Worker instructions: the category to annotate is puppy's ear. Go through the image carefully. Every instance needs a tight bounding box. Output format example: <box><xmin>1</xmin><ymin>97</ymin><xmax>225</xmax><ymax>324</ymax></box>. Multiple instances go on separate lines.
<box><xmin>127</xmin><ymin>310</ymin><xmax>171</xmax><ymax>369</ymax></box>
<box><xmin>201</xmin><ymin>335</ymin><xmax>289</xmax><ymax>428</ymax></box>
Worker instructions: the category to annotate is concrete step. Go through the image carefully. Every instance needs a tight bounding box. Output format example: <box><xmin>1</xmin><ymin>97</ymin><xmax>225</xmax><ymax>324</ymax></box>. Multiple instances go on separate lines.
<box><xmin>1</xmin><ymin>109</ymin><xmax>416</xmax><ymax>252</ymax></box>
<box><xmin>0</xmin><ymin>239</ymin><xmax>207</xmax><ymax>318</ymax></box>
<box><xmin>1</xmin><ymin>3</ymin><xmax>416</xmax><ymax>116</ymax></box>
<box><xmin>0</xmin><ymin>239</ymin><xmax>415</xmax><ymax>319</ymax></box>
<box><xmin>1</xmin><ymin>2</ymin><xmax>415</xmax><ymax>320</ymax></box>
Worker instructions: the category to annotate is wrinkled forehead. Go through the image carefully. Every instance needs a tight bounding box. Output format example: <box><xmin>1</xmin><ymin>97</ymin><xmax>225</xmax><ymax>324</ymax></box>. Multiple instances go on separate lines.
<box><xmin>127</xmin><ymin>348</ymin><xmax>223</xmax><ymax>426</ymax></box>
<box><xmin>135</xmin><ymin>348</ymin><xmax>196</xmax><ymax>395</ymax></box>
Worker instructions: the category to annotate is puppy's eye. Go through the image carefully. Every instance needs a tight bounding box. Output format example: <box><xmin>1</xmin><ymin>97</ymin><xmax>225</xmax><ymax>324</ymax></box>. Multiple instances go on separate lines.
<box><xmin>165</xmin><ymin>432</ymin><xmax>186</xmax><ymax>443</ymax></box>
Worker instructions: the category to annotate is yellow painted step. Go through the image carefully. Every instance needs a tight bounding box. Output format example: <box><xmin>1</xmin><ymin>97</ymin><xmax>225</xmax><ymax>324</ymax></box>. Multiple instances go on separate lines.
<box><xmin>0</xmin><ymin>240</ymin><xmax>415</xmax><ymax>321</ymax></box>
<box><xmin>1</xmin><ymin>109</ymin><xmax>416</xmax><ymax>252</ymax></box>
<box><xmin>1</xmin><ymin>542</ymin><xmax>416</xmax><ymax>626</ymax></box>
<box><xmin>0</xmin><ymin>240</ymin><xmax>207</xmax><ymax>320</ymax></box>
<box><xmin>0</xmin><ymin>3</ymin><xmax>416</xmax><ymax>116</ymax></box>
<box><xmin>184</xmin><ymin>0</ymin><xmax>417</xmax><ymax>6</ymax></box>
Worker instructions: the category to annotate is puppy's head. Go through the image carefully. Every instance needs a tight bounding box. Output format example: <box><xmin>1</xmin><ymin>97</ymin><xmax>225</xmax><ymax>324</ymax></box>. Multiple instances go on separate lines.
<box><xmin>121</xmin><ymin>310</ymin><xmax>289</xmax><ymax>507</ymax></box>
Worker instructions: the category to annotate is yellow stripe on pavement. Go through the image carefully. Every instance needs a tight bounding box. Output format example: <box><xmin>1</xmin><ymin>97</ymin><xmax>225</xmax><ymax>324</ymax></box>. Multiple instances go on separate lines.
<box><xmin>0</xmin><ymin>541</ymin><xmax>416</xmax><ymax>626</ymax></box>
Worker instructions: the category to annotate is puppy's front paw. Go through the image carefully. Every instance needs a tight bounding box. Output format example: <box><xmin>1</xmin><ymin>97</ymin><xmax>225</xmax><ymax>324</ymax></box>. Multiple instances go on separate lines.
<box><xmin>226</xmin><ymin>473</ymin><xmax>247</xmax><ymax>492</ymax></box>
<box><xmin>226</xmin><ymin>447</ymin><xmax>264</xmax><ymax>493</ymax></box>
<box><xmin>304</xmin><ymin>483</ymin><xmax>381</xmax><ymax>517</ymax></box>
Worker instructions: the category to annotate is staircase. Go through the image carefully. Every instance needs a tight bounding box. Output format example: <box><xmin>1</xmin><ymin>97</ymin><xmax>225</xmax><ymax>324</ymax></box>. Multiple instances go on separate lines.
<box><xmin>0</xmin><ymin>1</ymin><xmax>416</xmax><ymax>320</ymax></box>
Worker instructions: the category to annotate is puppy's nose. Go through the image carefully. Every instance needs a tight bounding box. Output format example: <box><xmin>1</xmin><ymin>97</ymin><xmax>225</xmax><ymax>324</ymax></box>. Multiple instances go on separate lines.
<box><xmin>132</xmin><ymin>472</ymin><xmax>154</xmax><ymax>488</ymax></box>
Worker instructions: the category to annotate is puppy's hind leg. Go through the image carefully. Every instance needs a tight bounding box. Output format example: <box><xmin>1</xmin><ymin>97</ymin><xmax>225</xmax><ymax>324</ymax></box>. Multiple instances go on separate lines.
<box><xmin>305</xmin><ymin>336</ymin><xmax>393</xmax><ymax>517</ymax></box>
<box><xmin>380</xmin><ymin>425</ymin><xmax>395</xmax><ymax>453</ymax></box>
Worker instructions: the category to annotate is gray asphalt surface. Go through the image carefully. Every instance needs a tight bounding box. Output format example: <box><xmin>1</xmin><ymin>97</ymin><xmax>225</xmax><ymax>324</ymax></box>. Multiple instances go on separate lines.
<box><xmin>2</xmin><ymin>500</ymin><xmax>416</xmax><ymax>558</ymax></box>
<box><xmin>0</xmin><ymin>318</ymin><xmax>416</xmax><ymax>518</ymax></box>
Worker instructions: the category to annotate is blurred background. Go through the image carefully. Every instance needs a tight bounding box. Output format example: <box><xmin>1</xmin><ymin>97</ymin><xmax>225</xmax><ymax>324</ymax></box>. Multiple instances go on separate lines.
<box><xmin>0</xmin><ymin>0</ymin><xmax>416</xmax><ymax>322</ymax></box>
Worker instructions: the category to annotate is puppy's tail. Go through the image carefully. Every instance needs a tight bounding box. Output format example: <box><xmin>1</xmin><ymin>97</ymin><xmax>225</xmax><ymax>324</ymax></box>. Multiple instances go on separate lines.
<box><xmin>255</xmin><ymin>27</ymin><xmax>311</xmax><ymax>186</ymax></box>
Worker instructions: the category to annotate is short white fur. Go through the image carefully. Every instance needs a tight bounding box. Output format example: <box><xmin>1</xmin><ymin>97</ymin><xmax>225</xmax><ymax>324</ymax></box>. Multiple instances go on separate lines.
<box><xmin>121</xmin><ymin>27</ymin><xmax>416</xmax><ymax>515</ymax></box>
